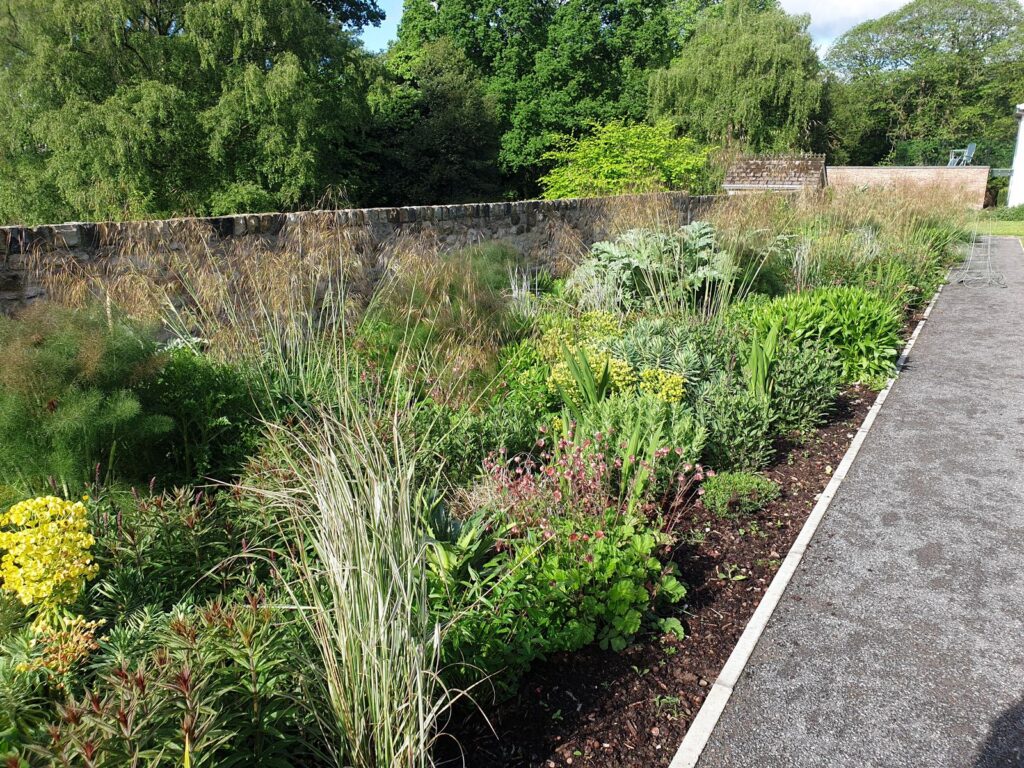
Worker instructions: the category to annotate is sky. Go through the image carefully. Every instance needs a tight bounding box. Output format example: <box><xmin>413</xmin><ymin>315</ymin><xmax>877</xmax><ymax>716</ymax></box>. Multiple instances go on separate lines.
<box><xmin>357</xmin><ymin>0</ymin><xmax>913</xmax><ymax>52</ymax></box>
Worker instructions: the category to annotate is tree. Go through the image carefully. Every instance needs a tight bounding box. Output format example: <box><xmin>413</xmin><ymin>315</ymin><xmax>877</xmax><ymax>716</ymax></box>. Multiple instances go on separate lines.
<box><xmin>648</xmin><ymin>0</ymin><xmax>826</xmax><ymax>153</ymax></box>
<box><xmin>825</xmin><ymin>0</ymin><xmax>1024</xmax><ymax>166</ymax></box>
<box><xmin>538</xmin><ymin>120</ymin><xmax>714</xmax><ymax>199</ymax></box>
<box><xmin>0</xmin><ymin>0</ymin><xmax>373</xmax><ymax>224</ymax></box>
<box><xmin>364</xmin><ymin>38</ymin><xmax>503</xmax><ymax>205</ymax></box>
<box><xmin>393</xmin><ymin>0</ymin><xmax>683</xmax><ymax>192</ymax></box>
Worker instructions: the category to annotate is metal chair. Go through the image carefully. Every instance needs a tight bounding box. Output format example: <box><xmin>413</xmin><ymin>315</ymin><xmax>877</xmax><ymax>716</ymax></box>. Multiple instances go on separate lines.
<box><xmin>948</xmin><ymin>142</ymin><xmax>977</xmax><ymax>167</ymax></box>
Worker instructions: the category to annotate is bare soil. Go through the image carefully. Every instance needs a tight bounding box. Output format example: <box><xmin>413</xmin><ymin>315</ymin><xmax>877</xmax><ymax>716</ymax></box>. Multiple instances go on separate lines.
<box><xmin>442</xmin><ymin>386</ymin><xmax>875</xmax><ymax>768</ymax></box>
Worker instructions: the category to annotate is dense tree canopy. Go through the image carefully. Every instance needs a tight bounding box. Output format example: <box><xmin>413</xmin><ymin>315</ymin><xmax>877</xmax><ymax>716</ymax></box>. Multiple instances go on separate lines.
<box><xmin>0</xmin><ymin>0</ymin><xmax>374</xmax><ymax>223</ymax></box>
<box><xmin>393</xmin><ymin>0</ymin><xmax>687</xmax><ymax>190</ymax></box>
<box><xmin>825</xmin><ymin>0</ymin><xmax>1024</xmax><ymax>165</ymax></box>
<box><xmin>0</xmin><ymin>0</ymin><xmax>1019</xmax><ymax>224</ymax></box>
<box><xmin>364</xmin><ymin>38</ymin><xmax>503</xmax><ymax>205</ymax></box>
<box><xmin>649</xmin><ymin>0</ymin><xmax>826</xmax><ymax>153</ymax></box>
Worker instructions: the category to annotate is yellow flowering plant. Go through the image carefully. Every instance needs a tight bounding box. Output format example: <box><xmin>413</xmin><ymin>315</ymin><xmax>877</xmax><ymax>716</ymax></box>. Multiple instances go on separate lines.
<box><xmin>637</xmin><ymin>368</ymin><xmax>687</xmax><ymax>403</ymax></box>
<box><xmin>0</xmin><ymin>496</ymin><xmax>99</xmax><ymax>614</ymax></box>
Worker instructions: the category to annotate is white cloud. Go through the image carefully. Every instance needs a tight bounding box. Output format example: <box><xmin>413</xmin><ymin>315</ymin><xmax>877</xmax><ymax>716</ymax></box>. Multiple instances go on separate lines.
<box><xmin>779</xmin><ymin>0</ymin><xmax>911</xmax><ymax>45</ymax></box>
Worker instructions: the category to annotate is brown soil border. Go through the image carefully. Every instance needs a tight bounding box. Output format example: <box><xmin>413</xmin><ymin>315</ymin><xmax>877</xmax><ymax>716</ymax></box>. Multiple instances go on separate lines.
<box><xmin>443</xmin><ymin>385</ymin><xmax>876</xmax><ymax>768</ymax></box>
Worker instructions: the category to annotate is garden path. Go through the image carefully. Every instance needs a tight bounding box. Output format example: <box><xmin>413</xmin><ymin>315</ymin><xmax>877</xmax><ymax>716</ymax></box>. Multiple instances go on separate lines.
<box><xmin>693</xmin><ymin>236</ymin><xmax>1024</xmax><ymax>767</ymax></box>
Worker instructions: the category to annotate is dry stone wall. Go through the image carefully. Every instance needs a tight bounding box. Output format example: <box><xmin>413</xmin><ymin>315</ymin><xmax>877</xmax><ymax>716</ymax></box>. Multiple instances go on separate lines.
<box><xmin>0</xmin><ymin>193</ymin><xmax>716</xmax><ymax>314</ymax></box>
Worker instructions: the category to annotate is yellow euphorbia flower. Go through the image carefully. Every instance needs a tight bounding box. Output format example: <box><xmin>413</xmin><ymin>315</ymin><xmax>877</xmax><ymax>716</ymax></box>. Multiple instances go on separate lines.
<box><xmin>0</xmin><ymin>496</ymin><xmax>99</xmax><ymax>611</ymax></box>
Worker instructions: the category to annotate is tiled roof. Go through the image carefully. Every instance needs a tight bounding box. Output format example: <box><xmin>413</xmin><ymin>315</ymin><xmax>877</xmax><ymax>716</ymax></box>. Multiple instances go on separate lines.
<box><xmin>724</xmin><ymin>154</ymin><xmax>827</xmax><ymax>191</ymax></box>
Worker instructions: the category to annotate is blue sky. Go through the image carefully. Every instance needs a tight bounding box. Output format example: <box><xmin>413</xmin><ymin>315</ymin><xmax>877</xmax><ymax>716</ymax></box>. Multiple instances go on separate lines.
<box><xmin>357</xmin><ymin>0</ymin><xmax>913</xmax><ymax>52</ymax></box>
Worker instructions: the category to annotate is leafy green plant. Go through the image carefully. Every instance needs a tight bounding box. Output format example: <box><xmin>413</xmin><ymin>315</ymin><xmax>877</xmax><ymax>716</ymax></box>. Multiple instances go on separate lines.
<box><xmin>769</xmin><ymin>340</ymin><xmax>841</xmax><ymax>435</ymax></box>
<box><xmin>36</xmin><ymin>599</ymin><xmax>310</xmax><ymax>768</ymax></box>
<box><xmin>700</xmin><ymin>377</ymin><xmax>775</xmax><ymax>471</ymax></box>
<box><xmin>569</xmin><ymin>393</ymin><xmax>708</xmax><ymax>504</ymax></box>
<box><xmin>538</xmin><ymin>120</ymin><xmax>714</xmax><ymax>200</ymax></box>
<box><xmin>436</xmin><ymin>444</ymin><xmax>685</xmax><ymax>693</ymax></box>
<box><xmin>736</xmin><ymin>286</ymin><xmax>903</xmax><ymax>388</ymax></box>
<box><xmin>0</xmin><ymin>629</ymin><xmax>48</xmax><ymax>755</ymax></box>
<box><xmin>701</xmin><ymin>471</ymin><xmax>780</xmax><ymax>518</ymax></box>
<box><xmin>566</xmin><ymin>223</ymin><xmax>736</xmax><ymax>314</ymax></box>
<box><xmin>89</xmin><ymin>489</ymin><xmax>254</xmax><ymax>621</ymax></box>
<box><xmin>0</xmin><ymin>303</ymin><xmax>173</xmax><ymax>491</ymax></box>
<box><xmin>139</xmin><ymin>346</ymin><xmax>264</xmax><ymax>484</ymax></box>
<box><xmin>742</xmin><ymin>317</ymin><xmax>782</xmax><ymax>401</ymax></box>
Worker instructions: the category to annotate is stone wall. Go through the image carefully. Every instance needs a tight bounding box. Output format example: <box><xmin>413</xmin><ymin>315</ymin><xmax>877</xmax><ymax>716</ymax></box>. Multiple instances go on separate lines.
<box><xmin>0</xmin><ymin>192</ymin><xmax>716</xmax><ymax>314</ymax></box>
<box><xmin>828</xmin><ymin>166</ymin><xmax>990</xmax><ymax>209</ymax></box>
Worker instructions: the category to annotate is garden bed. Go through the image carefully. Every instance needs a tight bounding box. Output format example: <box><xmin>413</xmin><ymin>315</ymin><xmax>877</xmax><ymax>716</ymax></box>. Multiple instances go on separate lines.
<box><xmin>445</xmin><ymin>387</ymin><xmax>874</xmax><ymax>767</ymax></box>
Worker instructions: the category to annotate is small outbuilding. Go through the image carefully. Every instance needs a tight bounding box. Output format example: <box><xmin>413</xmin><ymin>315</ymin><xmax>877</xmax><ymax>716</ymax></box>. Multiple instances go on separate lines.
<box><xmin>723</xmin><ymin>154</ymin><xmax>828</xmax><ymax>194</ymax></box>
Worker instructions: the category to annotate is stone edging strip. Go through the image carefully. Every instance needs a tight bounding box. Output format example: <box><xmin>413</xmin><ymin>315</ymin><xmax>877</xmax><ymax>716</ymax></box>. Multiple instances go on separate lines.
<box><xmin>667</xmin><ymin>282</ymin><xmax>946</xmax><ymax>768</ymax></box>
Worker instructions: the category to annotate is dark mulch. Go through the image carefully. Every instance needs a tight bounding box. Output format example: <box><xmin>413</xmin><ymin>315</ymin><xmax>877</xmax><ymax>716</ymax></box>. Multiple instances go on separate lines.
<box><xmin>441</xmin><ymin>386</ymin><xmax>875</xmax><ymax>768</ymax></box>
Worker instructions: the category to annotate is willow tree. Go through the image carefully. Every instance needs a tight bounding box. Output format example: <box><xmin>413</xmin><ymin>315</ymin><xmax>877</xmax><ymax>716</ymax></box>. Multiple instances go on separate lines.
<box><xmin>648</xmin><ymin>0</ymin><xmax>826</xmax><ymax>153</ymax></box>
<box><xmin>0</xmin><ymin>0</ymin><xmax>378</xmax><ymax>224</ymax></box>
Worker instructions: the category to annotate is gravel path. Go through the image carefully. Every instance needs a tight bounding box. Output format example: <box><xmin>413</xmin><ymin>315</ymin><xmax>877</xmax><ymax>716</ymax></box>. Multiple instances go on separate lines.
<box><xmin>695</xmin><ymin>236</ymin><xmax>1024</xmax><ymax>768</ymax></box>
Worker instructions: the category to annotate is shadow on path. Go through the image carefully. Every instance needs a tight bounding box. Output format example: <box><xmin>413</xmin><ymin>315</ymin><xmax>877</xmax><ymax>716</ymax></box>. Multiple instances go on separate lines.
<box><xmin>975</xmin><ymin>698</ymin><xmax>1024</xmax><ymax>767</ymax></box>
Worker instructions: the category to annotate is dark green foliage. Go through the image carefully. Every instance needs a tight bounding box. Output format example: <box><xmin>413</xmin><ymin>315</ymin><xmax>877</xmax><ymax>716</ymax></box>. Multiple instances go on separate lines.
<box><xmin>366</xmin><ymin>38</ymin><xmax>504</xmax><ymax>205</ymax></box>
<box><xmin>699</xmin><ymin>377</ymin><xmax>775</xmax><ymax>471</ymax></box>
<box><xmin>38</xmin><ymin>600</ymin><xmax>314</xmax><ymax>767</ymax></box>
<box><xmin>769</xmin><ymin>341</ymin><xmax>841</xmax><ymax>436</ymax></box>
<box><xmin>139</xmin><ymin>347</ymin><xmax>264</xmax><ymax>484</ymax></box>
<box><xmin>701</xmin><ymin>470</ymin><xmax>779</xmax><ymax>518</ymax></box>
<box><xmin>0</xmin><ymin>628</ymin><xmax>48</xmax><ymax>755</ymax></box>
<box><xmin>89</xmin><ymin>489</ymin><xmax>261</xmax><ymax>620</ymax></box>
<box><xmin>394</xmin><ymin>0</ymin><xmax>681</xmax><ymax>186</ymax></box>
<box><xmin>0</xmin><ymin>0</ymin><xmax>373</xmax><ymax>224</ymax></box>
<box><xmin>0</xmin><ymin>304</ymin><xmax>172</xmax><ymax>491</ymax></box>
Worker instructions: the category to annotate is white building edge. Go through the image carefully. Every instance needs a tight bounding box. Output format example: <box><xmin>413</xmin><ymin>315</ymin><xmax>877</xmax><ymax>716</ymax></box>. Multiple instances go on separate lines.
<box><xmin>1009</xmin><ymin>103</ymin><xmax>1024</xmax><ymax>208</ymax></box>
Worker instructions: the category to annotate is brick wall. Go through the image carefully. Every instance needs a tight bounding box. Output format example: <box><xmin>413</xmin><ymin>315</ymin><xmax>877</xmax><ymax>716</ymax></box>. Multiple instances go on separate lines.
<box><xmin>828</xmin><ymin>166</ymin><xmax>990</xmax><ymax>209</ymax></box>
<box><xmin>0</xmin><ymin>192</ymin><xmax>717</xmax><ymax>314</ymax></box>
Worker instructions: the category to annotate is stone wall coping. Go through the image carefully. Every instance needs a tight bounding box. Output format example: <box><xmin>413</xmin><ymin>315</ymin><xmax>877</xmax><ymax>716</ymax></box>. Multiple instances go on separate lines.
<box><xmin>1</xmin><ymin>192</ymin><xmax>715</xmax><ymax>256</ymax></box>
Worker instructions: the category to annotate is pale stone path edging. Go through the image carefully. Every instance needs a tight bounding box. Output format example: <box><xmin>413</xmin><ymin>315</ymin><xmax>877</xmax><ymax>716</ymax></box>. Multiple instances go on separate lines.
<box><xmin>667</xmin><ymin>280</ymin><xmax>947</xmax><ymax>768</ymax></box>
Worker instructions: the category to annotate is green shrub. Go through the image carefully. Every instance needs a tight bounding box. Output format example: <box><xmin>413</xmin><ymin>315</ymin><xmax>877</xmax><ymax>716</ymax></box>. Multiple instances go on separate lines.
<box><xmin>0</xmin><ymin>629</ymin><xmax>48</xmax><ymax>753</ymax></box>
<box><xmin>432</xmin><ymin>435</ymin><xmax>685</xmax><ymax>693</ymax></box>
<box><xmin>139</xmin><ymin>346</ymin><xmax>264</xmax><ymax>484</ymax></box>
<box><xmin>988</xmin><ymin>204</ymin><xmax>1024</xmax><ymax>221</ymax></box>
<box><xmin>538</xmin><ymin>120</ymin><xmax>714</xmax><ymax>200</ymax></box>
<box><xmin>34</xmin><ymin>600</ymin><xmax>312</xmax><ymax>767</ymax></box>
<box><xmin>700</xmin><ymin>377</ymin><xmax>775</xmax><ymax>471</ymax></box>
<box><xmin>89</xmin><ymin>488</ymin><xmax>256</xmax><ymax>620</ymax></box>
<box><xmin>736</xmin><ymin>286</ymin><xmax>902</xmax><ymax>389</ymax></box>
<box><xmin>770</xmin><ymin>340</ymin><xmax>841</xmax><ymax>436</ymax></box>
<box><xmin>701</xmin><ymin>471</ymin><xmax>779</xmax><ymax>518</ymax></box>
<box><xmin>0</xmin><ymin>304</ymin><xmax>172</xmax><ymax>490</ymax></box>
<box><xmin>571</xmin><ymin>393</ymin><xmax>708</xmax><ymax>503</ymax></box>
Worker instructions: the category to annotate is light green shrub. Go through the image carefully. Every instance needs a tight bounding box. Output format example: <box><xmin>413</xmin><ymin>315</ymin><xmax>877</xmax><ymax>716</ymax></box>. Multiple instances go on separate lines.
<box><xmin>736</xmin><ymin>286</ymin><xmax>903</xmax><ymax>388</ymax></box>
<box><xmin>702</xmin><ymin>471</ymin><xmax>780</xmax><ymax>518</ymax></box>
